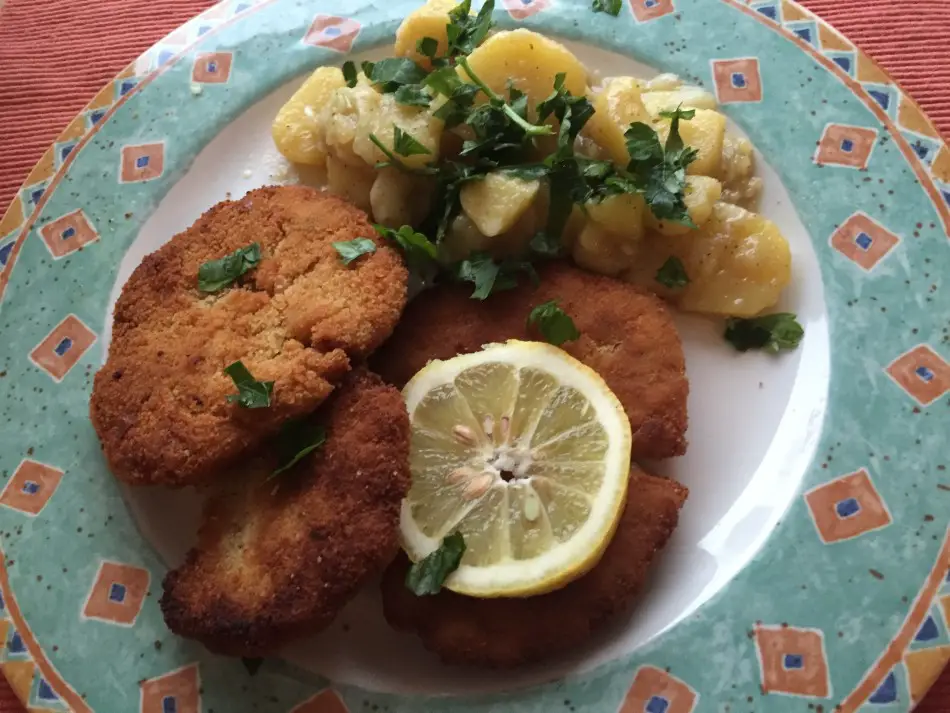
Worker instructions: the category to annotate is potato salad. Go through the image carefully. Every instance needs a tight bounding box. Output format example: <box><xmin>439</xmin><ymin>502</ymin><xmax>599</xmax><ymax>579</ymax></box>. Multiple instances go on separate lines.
<box><xmin>271</xmin><ymin>0</ymin><xmax>791</xmax><ymax>319</ymax></box>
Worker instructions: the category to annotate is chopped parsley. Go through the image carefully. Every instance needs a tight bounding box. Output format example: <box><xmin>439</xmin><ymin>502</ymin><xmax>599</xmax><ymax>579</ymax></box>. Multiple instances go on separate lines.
<box><xmin>197</xmin><ymin>243</ymin><xmax>261</xmax><ymax>293</ymax></box>
<box><xmin>655</xmin><ymin>256</ymin><xmax>689</xmax><ymax>289</ymax></box>
<box><xmin>454</xmin><ymin>252</ymin><xmax>538</xmax><ymax>300</ymax></box>
<box><xmin>724</xmin><ymin>313</ymin><xmax>804</xmax><ymax>353</ymax></box>
<box><xmin>592</xmin><ymin>0</ymin><xmax>623</xmax><ymax>15</ymax></box>
<box><xmin>366</xmin><ymin>57</ymin><xmax>428</xmax><ymax>93</ymax></box>
<box><xmin>270</xmin><ymin>421</ymin><xmax>327</xmax><ymax>479</ymax></box>
<box><xmin>341</xmin><ymin>61</ymin><xmax>358</xmax><ymax>88</ymax></box>
<box><xmin>406</xmin><ymin>532</ymin><xmax>466</xmax><ymax>595</ymax></box>
<box><xmin>527</xmin><ymin>300</ymin><xmax>580</xmax><ymax>346</ymax></box>
<box><xmin>224</xmin><ymin>361</ymin><xmax>273</xmax><ymax>409</ymax></box>
<box><xmin>416</xmin><ymin>36</ymin><xmax>439</xmax><ymax>60</ymax></box>
<box><xmin>333</xmin><ymin>237</ymin><xmax>377</xmax><ymax>265</ymax></box>
<box><xmin>392</xmin><ymin>126</ymin><xmax>432</xmax><ymax>157</ymax></box>
<box><xmin>445</xmin><ymin>0</ymin><xmax>495</xmax><ymax>58</ymax></box>
<box><xmin>374</xmin><ymin>224</ymin><xmax>440</xmax><ymax>286</ymax></box>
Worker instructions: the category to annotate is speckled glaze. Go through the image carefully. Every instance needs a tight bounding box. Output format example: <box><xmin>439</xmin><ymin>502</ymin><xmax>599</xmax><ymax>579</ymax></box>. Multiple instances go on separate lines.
<box><xmin>0</xmin><ymin>0</ymin><xmax>949</xmax><ymax>711</ymax></box>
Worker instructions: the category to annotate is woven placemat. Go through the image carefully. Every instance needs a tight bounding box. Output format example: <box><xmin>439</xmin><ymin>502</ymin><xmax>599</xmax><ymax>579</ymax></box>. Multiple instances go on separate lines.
<box><xmin>0</xmin><ymin>0</ymin><xmax>947</xmax><ymax>710</ymax></box>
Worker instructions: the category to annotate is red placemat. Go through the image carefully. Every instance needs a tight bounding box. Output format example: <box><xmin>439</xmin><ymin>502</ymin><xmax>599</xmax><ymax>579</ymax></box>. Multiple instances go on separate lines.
<box><xmin>0</xmin><ymin>0</ymin><xmax>947</xmax><ymax>711</ymax></box>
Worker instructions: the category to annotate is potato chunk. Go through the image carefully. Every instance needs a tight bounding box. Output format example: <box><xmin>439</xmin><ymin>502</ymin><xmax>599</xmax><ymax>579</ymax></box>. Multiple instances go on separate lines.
<box><xmin>655</xmin><ymin>109</ymin><xmax>727</xmax><ymax>177</ymax></box>
<box><xmin>370</xmin><ymin>168</ymin><xmax>434</xmax><ymax>228</ymax></box>
<box><xmin>572</xmin><ymin>222</ymin><xmax>639</xmax><ymax>277</ymax></box>
<box><xmin>626</xmin><ymin>202</ymin><xmax>791</xmax><ymax>316</ymax></box>
<box><xmin>272</xmin><ymin>67</ymin><xmax>346</xmax><ymax>165</ymax></box>
<box><xmin>326</xmin><ymin>154</ymin><xmax>376</xmax><ymax>214</ymax></box>
<box><xmin>394</xmin><ymin>0</ymin><xmax>459</xmax><ymax>65</ymax></box>
<box><xmin>460</xmin><ymin>173</ymin><xmax>541</xmax><ymax>237</ymax></box>
<box><xmin>640</xmin><ymin>87</ymin><xmax>718</xmax><ymax>115</ymax></box>
<box><xmin>462</xmin><ymin>29</ymin><xmax>587</xmax><ymax>109</ymax></box>
<box><xmin>585</xmin><ymin>193</ymin><xmax>646</xmax><ymax>241</ymax></box>
<box><xmin>645</xmin><ymin>176</ymin><xmax>722</xmax><ymax>236</ymax></box>
<box><xmin>583</xmin><ymin>77</ymin><xmax>651</xmax><ymax>165</ymax></box>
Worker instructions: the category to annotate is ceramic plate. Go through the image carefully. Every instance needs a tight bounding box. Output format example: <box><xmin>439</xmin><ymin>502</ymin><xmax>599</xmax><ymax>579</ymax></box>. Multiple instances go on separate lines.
<box><xmin>1</xmin><ymin>0</ymin><xmax>950</xmax><ymax>710</ymax></box>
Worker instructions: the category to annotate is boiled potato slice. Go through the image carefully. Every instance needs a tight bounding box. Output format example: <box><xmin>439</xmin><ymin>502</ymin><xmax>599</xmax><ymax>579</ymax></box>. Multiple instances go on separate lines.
<box><xmin>462</xmin><ymin>29</ymin><xmax>587</xmax><ymax>108</ymax></box>
<box><xmin>370</xmin><ymin>167</ymin><xmax>434</xmax><ymax>228</ymax></box>
<box><xmin>719</xmin><ymin>135</ymin><xmax>762</xmax><ymax>208</ymax></box>
<box><xmin>640</xmin><ymin>87</ymin><xmax>717</xmax><ymax>115</ymax></box>
<box><xmin>646</xmin><ymin>176</ymin><xmax>722</xmax><ymax>236</ymax></box>
<box><xmin>627</xmin><ymin>202</ymin><xmax>791</xmax><ymax>316</ymax></box>
<box><xmin>439</xmin><ymin>214</ymin><xmax>495</xmax><ymax>264</ymax></box>
<box><xmin>585</xmin><ymin>193</ymin><xmax>646</xmax><ymax>241</ymax></box>
<box><xmin>326</xmin><ymin>154</ymin><xmax>376</xmax><ymax>213</ymax></box>
<box><xmin>655</xmin><ymin>108</ymin><xmax>726</xmax><ymax>177</ymax></box>
<box><xmin>460</xmin><ymin>173</ymin><xmax>541</xmax><ymax>237</ymax></box>
<box><xmin>583</xmin><ymin>77</ymin><xmax>651</xmax><ymax>165</ymax></box>
<box><xmin>272</xmin><ymin>67</ymin><xmax>346</xmax><ymax>165</ymax></box>
<box><xmin>394</xmin><ymin>0</ymin><xmax>458</xmax><ymax>65</ymax></box>
<box><xmin>324</xmin><ymin>82</ymin><xmax>443</xmax><ymax>171</ymax></box>
<box><xmin>572</xmin><ymin>222</ymin><xmax>639</xmax><ymax>277</ymax></box>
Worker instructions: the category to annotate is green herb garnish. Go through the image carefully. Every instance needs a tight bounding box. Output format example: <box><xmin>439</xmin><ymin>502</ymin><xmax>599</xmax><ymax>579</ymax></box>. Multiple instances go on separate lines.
<box><xmin>724</xmin><ymin>313</ymin><xmax>804</xmax><ymax>353</ymax></box>
<box><xmin>392</xmin><ymin>126</ymin><xmax>432</xmax><ymax>157</ymax></box>
<box><xmin>454</xmin><ymin>252</ymin><xmax>538</xmax><ymax>300</ymax></box>
<box><xmin>445</xmin><ymin>0</ymin><xmax>495</xmax><ymax>59</ymax></box>
<box><xmin>416</xmin><ymin>36</ymin><xmax>440</xmax><ymax>60</ymax></box>
<box><xmin>527</xmin><ymin>300</ymin><xmax>580</xmax><ymax>346</ymax></box>
<box><xmin>366</xmin><ymin>57</ymin><xmax>428</xmax><ymax>92</ymax></box>
<box><xmin>333</xmin><ymin>237</ymin><xmax>377</xmax><ymax>265</ymax></box>
<box><xmin>374</xmin><ymin>224</ymin><xmax>440</xmax><ymax>287</ymax></box>
<box><xmin>224</xmin><ymin>361</ymin><xmax>274</xmax><ymax>409</ymax></box>
<box><xmin>405</xmin><ymin>532</ymin><xmax>466</xmax><ymax>595</ymax></box>
<box><xmin>656</xmin><ymin>256</ymin><xmax>689</xmax><ymax>289</ymax></box>
<box><xmin>342</xmin><ymin>61</ymin><xmax>358</xmax><ymax>88</ymax></box>
<box><xmin>592</xmin><ymin>0</ymin><xmax>622</xmax><ymax>15</ymax></box>
<box><xmin>270</xmin><ymin>421</ymin><xmax>327</xmax><ymax>479</ymax></box>
<box><xmin>197</xmin><ymin>243</ymin><xmax>261</xmax><ymax>293</ymax></box>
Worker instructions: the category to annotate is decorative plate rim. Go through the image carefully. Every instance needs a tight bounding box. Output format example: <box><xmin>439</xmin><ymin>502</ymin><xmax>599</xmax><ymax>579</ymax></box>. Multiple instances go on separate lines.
<box><xmin>0</xmin><ymin>0</ymin><xmax>949</xmax><ymax>711</ymax></box>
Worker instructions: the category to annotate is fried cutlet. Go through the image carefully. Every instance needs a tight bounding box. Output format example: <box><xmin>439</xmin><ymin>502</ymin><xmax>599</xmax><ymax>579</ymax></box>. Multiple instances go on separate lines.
<box><xmin>91</xmin><ymin>186</ymin><xmax>407</xmax><ymax>487</ymax></box>
<box><xmin>160</xmin><ymin>370</ymin><xmax>410</xmax><ymax>656</ymax></box>
<box><xmin>380</xmin><ymin>468</ymin><xmax>687</xmax><ymax>667</ymax></box>
<box><xmin>371</xmin><ymin>262</ymin><xmax>688</xmax><ymax>459</ymax></box>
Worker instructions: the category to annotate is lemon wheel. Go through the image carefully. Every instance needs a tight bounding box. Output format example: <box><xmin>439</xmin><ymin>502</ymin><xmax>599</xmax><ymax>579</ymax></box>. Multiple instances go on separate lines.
<box><xmin>400</xmin><ymin>340</ymin><xmax>632</xmax><ymax>598</ymax></box>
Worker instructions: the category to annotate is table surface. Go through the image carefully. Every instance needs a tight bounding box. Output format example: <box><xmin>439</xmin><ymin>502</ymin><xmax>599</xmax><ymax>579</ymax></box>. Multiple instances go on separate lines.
<box><xmin>0</xmin><ymin>0</ymin><xmax>947</xmax><ymax>710</ymax></box>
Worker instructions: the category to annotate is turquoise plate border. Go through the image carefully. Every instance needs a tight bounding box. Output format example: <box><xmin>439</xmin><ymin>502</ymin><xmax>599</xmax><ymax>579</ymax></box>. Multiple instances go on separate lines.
<box><xmin>0</xmin><ymin>0</ymin><xmax>949</xmax><ymax>711</ymax></box>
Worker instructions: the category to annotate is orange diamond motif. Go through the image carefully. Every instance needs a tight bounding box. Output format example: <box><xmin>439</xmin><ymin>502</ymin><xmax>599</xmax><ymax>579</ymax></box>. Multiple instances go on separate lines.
<box><xmin>886</xmin><ymin>345</ymin><xmax>950</xmax><ymax>406</ymax></box>
<box><xmin>291</xmin><ymin>689</ymin><xmax>349</xmax><ymax>713</ymax></box>
<box><xmin>804</xmin><ymin>469</ymin><xmax>892</xmax><ymax>544</ymax></box>
<box><xmin>140</xmin><ymin>664</ymin><xmax>201</xmax><ymax>713</ymax></box>
<box><xmin>29</xmin><ymin>314</ymin><xmax>97</xmax><ymax>382</ymax></box>
<box><xmin>120</xmin><ymin>143</ymin><xmax>165</xmax><ymax>183</ymax></box>
<box><xmin>814</xmin><ymin>123</ymin><xmax>878</xmax><ymax>169</ymax></box>
<box><xmin>0</xmin><ymin>460</ymin><xmax>63</xmax><ymax>517</ymax></box>
<box><xmin>755</xmin><ymin>625</ymin><xmax>831</xmax><ymax>698</ymax></box>
<box><xmin>82</xmin><ymin>561</ymin><xmax>150</xmax><ymax>626</ymax></box>
<box><xmin>630</xmin><ymin>0</ymin><xmax>674</xmax><ymax>22</ymax></box>
<box><xmin>192</xmin><ymin>52</ymin><xmax>233</xmax><ymax>84</ymax></box>
<box><xmin>501</xmin><ymin>0</ymin><xmax>550</xmax><ymax>20</ymax></box>
<box><xmin>829</xmin><ymin>212</ymin><xmax>900</xmax><ymax>271</ymax></box>
<box><xmin>711</xmin><ymin>58</ymin><xmax>763</xmax><ymax>103</ymax></box>
<box><xmin>38</xmin><ymin>210</ymin><xmax>99</xmax><ymax>259</ymax></box>
<box><xmin>303</xmin><ymin>16</ymin><xmax>361</xmax><ymax>53</ymax></box>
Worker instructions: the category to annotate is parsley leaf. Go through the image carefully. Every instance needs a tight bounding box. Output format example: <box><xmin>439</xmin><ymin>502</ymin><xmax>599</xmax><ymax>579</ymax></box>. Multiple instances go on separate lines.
<box><xmin>392</xmin><ymin>125</ymin><xmax>432</xmax><ymax>157</ymax></box>
<box><xmin>527</xmin><ymin>300</ymin><xmax>580</xmax><ymax>346</ymax></box>
<box><xmin>375</xmin><ymin>224</ymin><xmax>440</xmax><ymax>287</ymax></box>
<box><xmin>333</xmin><ymin>237</ymin><xmax>377</xmax><ymax>265</ymax></box>
<box><xmin>269</xmin><ymin>421</ymin><xmax>327</xmax><ymax>479</ymax></box>
<box><xmin>454</xmin><ymin>252</ymin><xmax>537</xmax><ymax>300</ymax></box>
<box><xmin>342</xmin><ymin>61</ymin><xmax>358</xmax><ymax>88</ymax></box>
<box><xmin>406</xmin><ymin>532</ymin><xmax>466</xmax><ymax>595</ymax></box>
<box><xmin>394</xmin><ymin>84</ymin><xmax>432</xmax><ymax>107</ymax></box>
<box><xmin>416</xmin><ymin>36</ymin><xmax>439</xmax><ymax>59</ymax></box>
<box><xmin>445</xmin><ymin>0</ymin><xmax>495</xmax><ymax>59</ymax></box>
<box><xmin>197</xmin><ymin>243</ymin><xmax>261</xmax><ymax>293</ymax></box>
<box><xmin>656</xmin><ymin>256</ymin><xmax>689</xmax><ymax>289</ymax></box>
<box><xmin>224</xmin><ymin>361</ymin><xmax>273</xmax><ymax>409</ymax></box>
<box><xmin>724</xmin><ymin>313</ymin><xmax>804</xmax><ymax>354</ymax></box>
<box><xmin>592</xmin><ymin>0</ymin><xmax>622</xmax><ymax>14</ymax></box>
<box><xmin>367</xmin><ymin>57</ymin><xmax>428</xmax><ymax>92</ymax></box>
<box><xmin>361</xmin><ymin>60</ymin><xmax>376</xmax><ymax>78</ymax></box>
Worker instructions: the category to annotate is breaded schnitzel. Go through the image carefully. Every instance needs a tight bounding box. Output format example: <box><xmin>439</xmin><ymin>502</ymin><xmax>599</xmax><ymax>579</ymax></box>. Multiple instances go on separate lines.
<box><xmin>91</xmin><ymin>186</ymin><xmax>407</xmax><ymax>487</ymax></box>
<box><xmin>161</xmin><ymin>370</ymin><xmax>410</xmax><ymax>656</ymax></box>
<box><xmin>380</xmin><ymin>468</ymin><xmax>687</xmax><ymax>667</ymax></box>
<box><xmin>371</xmin><ymin>262</ymin><xmax>688</xmax><ymax>460</ymax></box>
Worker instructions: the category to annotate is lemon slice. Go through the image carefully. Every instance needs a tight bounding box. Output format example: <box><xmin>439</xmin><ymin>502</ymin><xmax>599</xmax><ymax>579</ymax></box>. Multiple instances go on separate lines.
<box><xmin>400</xmin><ymin>340</ymin><xmax>632</xmax><ymax>598</ymax></box>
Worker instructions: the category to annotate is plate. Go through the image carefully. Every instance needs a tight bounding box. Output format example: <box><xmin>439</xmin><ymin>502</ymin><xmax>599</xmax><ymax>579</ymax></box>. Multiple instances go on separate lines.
<box><xmin>1</xmin><ymin>0</ymin><xmax>949</xmax><ymax>711</ymax></box>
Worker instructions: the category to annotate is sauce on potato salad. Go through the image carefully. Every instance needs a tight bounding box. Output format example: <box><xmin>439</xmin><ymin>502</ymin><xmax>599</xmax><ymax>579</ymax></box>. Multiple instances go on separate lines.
<box><xmin>272</xmin><ymin>0</ymin><xmax>794</xmax><ymax>322</ymax></box>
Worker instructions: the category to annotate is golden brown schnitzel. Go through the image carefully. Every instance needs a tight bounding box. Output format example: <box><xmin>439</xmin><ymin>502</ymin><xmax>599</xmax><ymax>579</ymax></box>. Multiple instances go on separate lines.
<box><xmin>380</xmin><ymin>468</ymin><xmax>687</xmax><ymax>667</ymax></box>
<box><xmin>91</xmin><ymin>186</ymin><xmax>407</xmax><ymax>487</ymax></box>
<box><xmin>371</xmin><ymin>262</ymin><xmax>688</xmax><ymax>460</ymax></box>
<box><xmin>160</xmin><ymin>370</ymin><xmax>410</xmax><ymax>656</ymax></box>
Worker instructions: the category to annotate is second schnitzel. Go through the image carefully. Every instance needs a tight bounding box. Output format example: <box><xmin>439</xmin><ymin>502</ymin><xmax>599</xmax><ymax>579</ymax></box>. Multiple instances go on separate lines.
<box><xmin>372</xmin><ymin>262</ymin><xmax>688</xmax><ymax>460</ymax></box>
